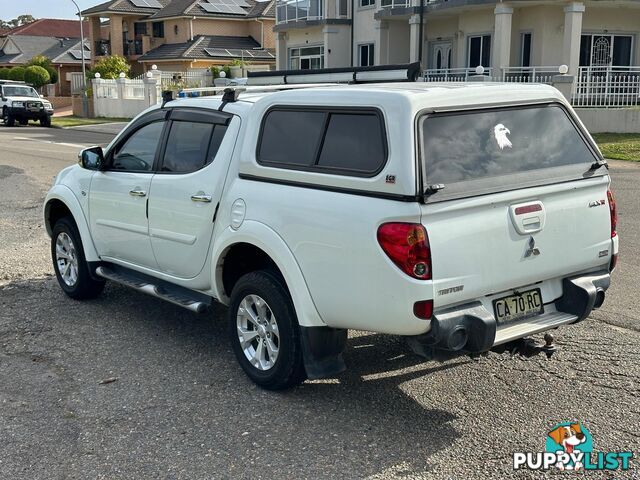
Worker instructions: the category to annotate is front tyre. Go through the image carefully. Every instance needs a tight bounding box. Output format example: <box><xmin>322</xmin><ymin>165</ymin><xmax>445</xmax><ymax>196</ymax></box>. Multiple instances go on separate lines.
<box><xmin>51</xmin><ymin>216</ymin><xmax>105</xmax><ymax>300</ymax></box>
<box><xmin>40</xmin><ymin>115</ymin><xmax>52</xmax><ymax>128</ymax></box>
<box><xmin>228</xmin><ymin>271</ymin><xmax>306</xmax><ymax>390</ymax></box>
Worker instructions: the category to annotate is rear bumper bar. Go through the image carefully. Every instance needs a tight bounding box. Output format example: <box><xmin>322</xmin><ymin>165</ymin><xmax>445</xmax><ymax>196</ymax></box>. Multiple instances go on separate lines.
<box><xmin>411</xmin><ymin>270</ymin><xmax>611</xmax><ymax>354</ymax></box>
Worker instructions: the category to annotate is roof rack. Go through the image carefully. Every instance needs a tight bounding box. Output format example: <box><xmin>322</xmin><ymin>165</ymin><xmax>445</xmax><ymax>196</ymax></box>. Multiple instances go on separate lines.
<box><xmin>171</xmin><ymin>62</ymin><xmax>421</xmax><ymax>104</ymax></box>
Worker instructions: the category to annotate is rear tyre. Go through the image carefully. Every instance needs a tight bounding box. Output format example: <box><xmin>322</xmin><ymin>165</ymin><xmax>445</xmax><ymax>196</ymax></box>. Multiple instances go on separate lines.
<box><xmin>40</xmin><ymin>115</ymin><xmax>51</xmax><ymax>128</ymax></box>
<box><xmin>19</xmin><ymin>118</ymin><xmax>28</xmax><ymax>126</ymax></box>
<box><xmin>228</xmin><ymin>270</ymin><xmax>306</xmax><ymax>390</ymax></box>
<box><xmin>6</xmin><ymin>115</ymin><xmax>15</xmax><ymax>127</ymax></box>
<box><xmin>51</xmin><ymin>216</ymin><xmax>105</xmax><ymax>300</ymax></box>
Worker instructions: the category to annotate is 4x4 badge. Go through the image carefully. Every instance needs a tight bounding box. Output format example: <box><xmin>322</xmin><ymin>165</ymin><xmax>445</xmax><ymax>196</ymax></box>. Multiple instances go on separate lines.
<box><xmin>525</xmin><ymin>236</ymin><xmax>540</xmax><ymax>257</ymax></box>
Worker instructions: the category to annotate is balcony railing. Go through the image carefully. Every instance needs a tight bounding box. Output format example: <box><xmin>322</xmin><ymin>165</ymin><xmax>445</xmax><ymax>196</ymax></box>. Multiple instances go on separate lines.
<box><xmin>380</xmin><ymin>0</ymin><xmax>408</xmax><ymax>8</ymax></box>
<box><xmin>574</xmin><ymin>65</ymin><xmax>640</xmax><ymax>108</ymax></box>
<box><xmin>424</xmin><ymin>67</ymin><xmax>493</xmax><ymax>82</ymax></box>
<box><xmin>95</xmin><ymin>40</ymin><xmax>110</xmax><ymax>56</ymax></box>
<box><xmin>276</xmin><ymin>0</ymin><xmax>324</xmax><ymax>23</ymax></box>
<box><xmin>501</xmin><ymin>66</ymin><xmax>561</xmax><ymax>84</ymax></box>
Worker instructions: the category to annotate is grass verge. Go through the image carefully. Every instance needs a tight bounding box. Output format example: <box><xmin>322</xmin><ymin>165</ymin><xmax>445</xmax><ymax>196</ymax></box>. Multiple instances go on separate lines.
<box><xmin>592</xmin><ymin>133</ymin><xmax>640</xmax><ymax>162</ymax></box>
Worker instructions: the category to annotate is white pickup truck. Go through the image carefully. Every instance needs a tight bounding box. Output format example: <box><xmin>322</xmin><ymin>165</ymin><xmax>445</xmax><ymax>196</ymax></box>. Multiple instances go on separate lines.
<box><xmin>44</xmin><ymin>78</ymin><xmax>617</xmax><ymax>390</ymax></box>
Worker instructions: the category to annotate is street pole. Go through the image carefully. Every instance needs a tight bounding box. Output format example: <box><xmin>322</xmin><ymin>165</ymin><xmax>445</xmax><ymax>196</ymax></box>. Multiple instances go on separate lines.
<box><xmin>71</xmin><ymin>0</ymin><xmax>88</xmax><ymax>118</ymax></box>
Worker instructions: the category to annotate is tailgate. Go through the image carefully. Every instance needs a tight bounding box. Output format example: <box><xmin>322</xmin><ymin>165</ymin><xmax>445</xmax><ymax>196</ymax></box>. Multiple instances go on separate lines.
<box><xmin>422</xmin><ymin>176</ymin><xmax>612</xmax><ymax>310</ymax></box>
<box><xmin>418</xmin><ymin>102</ymin><xmax>613</xmax><ymax>311</ymax></box>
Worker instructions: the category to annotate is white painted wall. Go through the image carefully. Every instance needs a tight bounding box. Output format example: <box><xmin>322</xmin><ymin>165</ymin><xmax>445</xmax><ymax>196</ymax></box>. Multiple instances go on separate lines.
<box><xmin>576</xmin><ymin>108</ymin><xmax>640</xmax><ymax>134</ymax></box>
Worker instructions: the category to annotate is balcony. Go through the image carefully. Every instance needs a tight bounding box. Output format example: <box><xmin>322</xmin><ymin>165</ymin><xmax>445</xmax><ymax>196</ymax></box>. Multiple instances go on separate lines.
<box><xmin>123</xmin><ymin>40</ymin><xmax>144</xmax><ymax>57</ymax></box>
<box><xmin>95</xmin><ymin>40</ymin><xmax>110</xmax><ymax>57</ymax></box>
<box><xmin>276</xmin><ymin>0</ymin><xmax>324</xmax><ymax>23</ymax></box>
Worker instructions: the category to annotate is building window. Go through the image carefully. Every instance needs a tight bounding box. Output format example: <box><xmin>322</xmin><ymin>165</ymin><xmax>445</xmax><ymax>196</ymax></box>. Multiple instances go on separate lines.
<box><xmin>579</xmin><ymin>34</ymin><xmax>633</xmax><ymax>67</ymax></box>
<box><xmin>360</xmin><ymin>0</ymin><xmax>374</xmax><ymax>7</ymax></box>
<box><xmin>467</xmin><ymin>34</ymin><xmax>491</xmax><ymax>68</ymax></box>
<box><xmin>520</xmin><ymin>33</ymin><xmax>532</xmax><ymax>67</ymax></box>
<box><xmin>289</xmin><ymin>46</ymin><xmax>324</xmax><ymax>70</ymax></box>
<box><xmin>152</xmin><ymin>22</ymin><xmax>164</xmax><ymax>38</ymax></box>
<box><xmin>134</xmin><ymin>22</ymin><xmax>147</xmax><ymax>36</ymax></box>
<box><xmin>359</xmin><ymin>43</ymin><xmax>374</xmax><ymax>66</ymax></box>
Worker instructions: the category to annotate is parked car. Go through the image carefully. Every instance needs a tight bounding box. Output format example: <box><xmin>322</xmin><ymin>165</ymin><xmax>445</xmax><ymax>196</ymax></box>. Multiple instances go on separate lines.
<box><xmin>1</xmin><ymin>80</ymin><xmax>54</xmax><ymax>127</ymax></box>
<box><xmin>43</xmin><ymin>81</ymin><xmax>617</xmax><ymax>390</ymax></box>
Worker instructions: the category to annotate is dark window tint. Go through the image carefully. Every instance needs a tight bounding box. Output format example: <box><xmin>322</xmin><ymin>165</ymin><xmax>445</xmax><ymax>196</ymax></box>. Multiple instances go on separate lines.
<box><xmin>613</xmin><ymin>36</ymin><xmax>632</xmax><ymax>66</ymax></box>
<box><xmin>421</xmin><ymin>105</ymin><xmax>598</xmax><ymax>187</ymax></box>
<box><xmin>468</xmin><ymin>35</ymin><xmax>491</xmax><ymax>68</ymax></box>
<box><xmin>112</xmin><ymin>121</ymin><xmax>164</xmax><ymax>171</ymax></box>
<box><xmin>317</xmin><ymin>113</ymin><xmax>385</xmax><ymax>173</ymax></box>
<box><xmin>134</xmin><ymin>22</ymin><xmax>147</xmax><ymax>36</ymax></box>
<box><xmin>152</xmin><ymin>21</ymin><xmax>164</xmax><ymax>38</ymax></box>
<box><xmin>162</xmin><ymin>121</ymin><xmax>214</xmax><ymax>173</ymax></box>
<box><xmin>521</xmin><ymin>33</ymin><xmax>531</xmax><ymax>67</ymax></box>
<box><xmin>579</xmin><ymin>35</ymin><xmax>592</xmax><ymax>66</ymax></box>
<box><xmin>258</xmin><ymin>110</ymin><xmax>325</xmax><ymax>166</ymax></box>
<box><xmin>208</xmin><ymin>124</ymin><xmax>228</xmax><ymax>163</ymax></box>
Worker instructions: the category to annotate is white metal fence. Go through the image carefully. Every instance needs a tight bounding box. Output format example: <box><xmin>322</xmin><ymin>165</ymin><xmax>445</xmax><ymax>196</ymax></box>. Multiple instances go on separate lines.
<box><xmin>423</xmin><ymin>67</ymin><xmax>494</xmax><ymax>82</ymax></box>
<box><xmin>94</xmin><ymin>79</ymin><xmax>119</xmax><ymax>98</ymax></box>
<box><xmin>573</xmin><ymin>66</ymin><xmax>640</xmax><ymax>108</ymax></box>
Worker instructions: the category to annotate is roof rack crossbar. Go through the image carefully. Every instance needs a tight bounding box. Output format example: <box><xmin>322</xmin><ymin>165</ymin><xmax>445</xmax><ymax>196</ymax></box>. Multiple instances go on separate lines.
<box><xmin>177</xmin><ymin>83</ymin><xmax>338</xmax><ymax>98</ymax></box>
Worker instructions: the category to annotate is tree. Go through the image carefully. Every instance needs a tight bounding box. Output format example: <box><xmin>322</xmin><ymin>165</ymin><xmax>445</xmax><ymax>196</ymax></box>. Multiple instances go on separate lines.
<box><xmin>0</xmin><ymin>15</ymin><xmax>36</xmax><ymax>29</ymax></box>
<box><xmin>87</xmin><ymin>55</ymin><xmax>131</xmax><ymax>80</ymax></box>
<box><xmin>46</xmin><ymin>67</ymin><xmax>59</xmax><ymax>85</ymax></box>
<box><xmin>7</xmin><ymin>67</ymin><xmax>26</xmax><ymax>81</ymax></box>
<box><xmin>24</xmin><ymin>66</ymin><xmax>50</xmax><ymax>89</ymax></box>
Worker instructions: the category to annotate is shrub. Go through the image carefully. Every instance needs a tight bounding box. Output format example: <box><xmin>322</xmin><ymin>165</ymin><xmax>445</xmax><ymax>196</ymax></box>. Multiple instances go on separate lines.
<box><xmin>46</xmin><ymin>66</ymin><xmax>59</xmax><ymax>84</ymax></box>
<box><xmin>7</xmin><ymin>66</ymin><xmax>26</xmax><ymax>81</ymax></box>
<box><xmin>0</xmin><ymin>68</ymin><xmax>8</xmax><ymax>80</ymax></box>
<box><xmin>24</xmin><ymin>65</ymin><xmax>51</xmax><ymax>88</ymax></box>
<box><xmin>87</xmin><ymin>55</ymin><xmax>130</xmax><ymax>80</ymax></box>
<box><xmin>28</xmin><ymin>54</ymin><xmax>52</xmax><ymax>69</ymax></box>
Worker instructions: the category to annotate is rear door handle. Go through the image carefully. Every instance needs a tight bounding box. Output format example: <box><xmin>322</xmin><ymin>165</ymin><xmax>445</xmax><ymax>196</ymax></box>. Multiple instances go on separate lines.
<box><xmin>129</xmin><ymin>189</ymin><xmax>147</xmax><ymax>197</ymax></box>
<box><xmin>191</xmin><ymin>194</ymin><xmax>212</xmax><ymax>203</ymax></box>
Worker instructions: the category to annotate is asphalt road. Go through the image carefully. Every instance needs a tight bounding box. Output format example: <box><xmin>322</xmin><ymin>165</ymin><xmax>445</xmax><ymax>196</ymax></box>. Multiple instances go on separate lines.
<box><xmin>0</xmin><ymin>125</ymin><xmax>639</xmax><ymax>480</ymax></box>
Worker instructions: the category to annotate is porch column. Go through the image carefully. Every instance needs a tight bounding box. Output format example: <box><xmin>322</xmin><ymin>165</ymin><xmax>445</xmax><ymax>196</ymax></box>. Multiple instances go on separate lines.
<box><xmin>324</xmin><ymin>25</ymin><xmax>350</xmax><ymax>67</ymax></box>
<box><xmin>110</xmin><ymin>15</ymin><xmax>124</xmax><ymax>57</ymax></box>
<box><xmin>89</xmin><ymin>17</ymin><xmax>101</xmax><ymax>62</ymax></box>
<box><xmin>374</xmin><ymin>20</ymin><xmax>389</xmax><ymax>65</ymax></box>
<box><xmin>563</xmin><ymin>2</ymin><xmax>584</xmax><ymax>77</ymax></box>
<box><xmin>492</xmin><ymin>4</ymin><xmax>513</xmax><ymax>77</ymax></box>
<box><xmin>275</xmin><ymin>32</ymin><xmax>288</xmax><ymax>70</ymax></box>
<box><xmin>409</xmin><ymin>14</ymin><xmax>422</xmax><ymax>64</ymax></box>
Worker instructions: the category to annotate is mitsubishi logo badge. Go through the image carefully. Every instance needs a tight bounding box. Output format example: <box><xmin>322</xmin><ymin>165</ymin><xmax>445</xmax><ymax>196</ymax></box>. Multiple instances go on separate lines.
<box><xmin>525</xmin><ymin>236</ymin><xmax>540</xmax><ymax>258</ymax></box>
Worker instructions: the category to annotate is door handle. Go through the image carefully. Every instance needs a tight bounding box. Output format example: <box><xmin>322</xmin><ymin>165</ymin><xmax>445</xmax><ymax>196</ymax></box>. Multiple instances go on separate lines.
<box><xmin>191</xmin><ymin>194</ymin><xmax>212</xmax><ymax>203</ymax></box>
<box><xmin>129</xmin><ymin>189</ymin><xmax>147</xmax><ymax>197</ymax></box>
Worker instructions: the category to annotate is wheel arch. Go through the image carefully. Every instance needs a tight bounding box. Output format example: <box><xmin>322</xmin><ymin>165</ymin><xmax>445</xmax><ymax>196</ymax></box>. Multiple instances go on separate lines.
<box><xmin>212</xmin><ymin>221</ymin><xmax>326</xmax><ymax>328</ymax></box>
<box><xmin>44</xmin><ymin>186</ymin><xmax>99</xmax><ymax>262</ymax></box>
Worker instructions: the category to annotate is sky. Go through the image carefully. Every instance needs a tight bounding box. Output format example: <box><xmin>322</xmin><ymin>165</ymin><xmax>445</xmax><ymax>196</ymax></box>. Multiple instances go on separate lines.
<box><xmin>1</xmin><ymin>0</ymin><xmax>99</xmax><ymax>22</ymax></box>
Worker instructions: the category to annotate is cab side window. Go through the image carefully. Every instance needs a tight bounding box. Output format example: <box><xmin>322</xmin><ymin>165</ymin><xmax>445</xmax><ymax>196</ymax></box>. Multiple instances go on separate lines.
<box><xmin>112</xmin><ymin>121</ymin><xmax>164</xmax><ymax>172</ymax></box>
<box><xmin>160</xmin><ymin>121</ymin><xmax>228</xmax><ymax>173</ymax></box>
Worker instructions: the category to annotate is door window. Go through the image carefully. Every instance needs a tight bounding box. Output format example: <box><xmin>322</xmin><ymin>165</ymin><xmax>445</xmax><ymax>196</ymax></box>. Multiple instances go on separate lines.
<box><xmin>161</xmin><ymin>121</ymin><xmax>216</xmax><ymax>173</ymax></box>
<box><xmin>112</xmin><ymin>121</ymin><xmax>164</xmax><ymax>172</ymax></box>
<box><xmin>359</xmin><ymin>43</ymin><xmax>374</xmax><ymax>67</ymax></box>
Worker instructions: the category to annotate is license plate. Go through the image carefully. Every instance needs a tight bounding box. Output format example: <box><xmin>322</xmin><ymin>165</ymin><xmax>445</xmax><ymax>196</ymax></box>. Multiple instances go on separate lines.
<box><xmin>493</xmin><ymin>288</ymin><xmax>543</xmax><ymax>323</ymax></box>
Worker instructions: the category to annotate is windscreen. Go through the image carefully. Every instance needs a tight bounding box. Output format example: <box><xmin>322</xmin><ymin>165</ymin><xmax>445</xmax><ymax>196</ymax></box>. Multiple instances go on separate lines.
<box><xmin>4</xmin><ymin>86</ymin><xmax>39</xmax><ymax>98</ymax></box>
<box><xmin>420</xmin><ymin>104</ymin><xmax>602</xmax><ymax>200</ymax></box>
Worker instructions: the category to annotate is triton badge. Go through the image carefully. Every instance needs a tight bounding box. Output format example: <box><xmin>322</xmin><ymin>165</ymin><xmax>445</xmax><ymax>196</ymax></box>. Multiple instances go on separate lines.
<box><xmin>525</xmin><ymin>236</ymin><xmax>540</xmax><ymax>258</ymax></box>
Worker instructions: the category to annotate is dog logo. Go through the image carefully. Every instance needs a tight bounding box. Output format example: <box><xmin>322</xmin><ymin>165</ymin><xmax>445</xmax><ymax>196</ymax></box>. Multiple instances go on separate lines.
<box><xmin>547</xmin><ymin>423</ymin><xmax>589</xmax><ymax>470</ymax></box>
<box><xmin>493</xmin><ymin>123</ymin><xmax>512</xmax><ymax>150</ymax></box>
<box><xmin>514</xmin><ymin>421</ymin><xmax>633</xmax><ymax>471</ymax></box>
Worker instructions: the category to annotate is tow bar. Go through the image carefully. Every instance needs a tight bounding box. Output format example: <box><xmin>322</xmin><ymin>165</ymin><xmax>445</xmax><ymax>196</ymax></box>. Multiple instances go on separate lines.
<box><xmin>493</xmin><ymin>333</ymin><xmax>558</xmax><ymax>359</ymax></box>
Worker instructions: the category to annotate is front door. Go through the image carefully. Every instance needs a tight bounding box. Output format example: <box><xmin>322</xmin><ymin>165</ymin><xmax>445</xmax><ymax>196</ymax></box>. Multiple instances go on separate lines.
<box><xmin>429</xmin><ymin>41</ymin><xmax>452</xmax><ymax>70</ymax></box>
<box><xmin>147</xmin><ymin>109</ymin><xmax>236</xmax><ymax>279</ymax></box>
<box><xmin>89</xmin><ymin>115</ymin><xmax>166</xmax><ymax>269</ymax></box>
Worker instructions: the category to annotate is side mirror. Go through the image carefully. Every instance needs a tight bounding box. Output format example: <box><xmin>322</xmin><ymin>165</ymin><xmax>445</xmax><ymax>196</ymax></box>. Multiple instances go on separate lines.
<box><xmin>78</xmin><ymin>146</ymin><xmax>104</xmax><ymax>170</ymax></box>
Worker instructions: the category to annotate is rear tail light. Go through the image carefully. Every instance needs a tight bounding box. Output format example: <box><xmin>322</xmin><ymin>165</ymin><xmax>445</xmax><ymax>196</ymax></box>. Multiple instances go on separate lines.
<box><xmin>607</xmin><ymin>188</ymin><xmax>617</xmax><ymax>238</ymax></box>
<box><xmin>413</xmin><ymin>300</ymin><xmax>433</xmax><ymax>320</ymax></box>
<box><xmin>377</xmin><ymin>222</ymin><xmax>431</xmax><ymax>280</ymax></box>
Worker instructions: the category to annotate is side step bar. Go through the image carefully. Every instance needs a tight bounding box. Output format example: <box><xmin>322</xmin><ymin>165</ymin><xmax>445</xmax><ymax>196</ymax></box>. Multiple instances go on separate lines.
<box><xmin>95</xmin><ymin>266</ymin><xmax>209</xmax><ymax>314</ymax></box>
